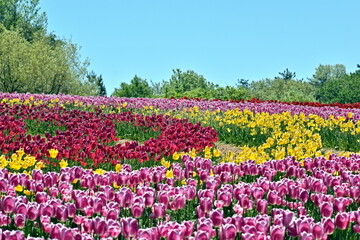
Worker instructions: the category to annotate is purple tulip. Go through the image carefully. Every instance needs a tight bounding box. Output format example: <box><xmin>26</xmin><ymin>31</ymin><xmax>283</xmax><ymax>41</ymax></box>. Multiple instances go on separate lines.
<box><xmin>194</xmin><ymin>230</ymin><xmax>210</xmax><ymax>240</ymax></box>
<box><xmin>256</xmin><ymin>199</ymin><xmax>268</xmax><ymax>215</ymax></box>
<box><xmin>171</xmin><ymin>194</ymin><xmax>186</xmax><ymax>210</ymax></box>
<box><xmin>220</xmin><ymin>223</ymin><xmax>236</xmax><ymax>240</ymax></box>
<box><xmin>26</xmin><ymin>203</ymin><xmax>39</xmax><ymax>221</ymax></box>
<box><xmin>199</xmin><ymin>197</ymin><xmax>212</xmax><ymax>212</ymax></box>
<box><xmin>1</xmin><ymin>196</ymin><xmax>15</xmax><ymax>213</ymax></box>
<box><xmin>267</xmin><ymin>190</ymin><xmax>278</xmax><ymax>205</ymax></box>
<box><xmin>299</xmin><ymin>189</ymin><xmax>309</xmax><ymax>202</ymax></box>
<box><xmin>210</xmin><ymin>209</ymin><xmax>224</xmax><ymax>227</ymax></box>
<box><xmin>121</xmin><ymin>217</ymin><xmax>138</xmax><ymax>239</ymax></box>
<box><xmin>56</xmin><ymin>205</ymin><xmax>68</xmax><ymax>222</ymax></box>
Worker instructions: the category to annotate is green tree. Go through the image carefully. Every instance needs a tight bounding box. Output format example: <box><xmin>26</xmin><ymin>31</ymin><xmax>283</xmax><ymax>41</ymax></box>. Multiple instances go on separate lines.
<box><xmin>161</xmin><ymin>69</ymin><xmax>215</xmax><ymax>98</ymax></box>
<box><xmin>112</xmin><ymin>75</ymin><xmax>152</xmax><ymax>98</ymax></box>
<box><xmin>0</xmin><ymin>0</ymin><xmax>47</xmax><ymax>41</ymax></box>
<box><xmin>0</xmin><ymin>25</ymin><xmax>90</xmax><ymax>95</ymax></box>
<box><xmin>318</xmin><ymin>70</ymin><xmax>360</xmax><ymax>104</ymax></box>
<box><xmin>86</xmin><ymin>71</ymin><xmax>107</xmax><ymax>96</ymax></box>
<box><xmin>249</xmin><ymin>77</ymin><xmax>315</xmax><ymax>102</ymax></box>
<box><xmin>310</xmin><ymin>64</ymin><xmax>346</xmax><ymax>88</ymax></box>
<box><xmin>278</xmin><ymin>68</ymin><xmax>296</xmax><ymax>81</ymax></box>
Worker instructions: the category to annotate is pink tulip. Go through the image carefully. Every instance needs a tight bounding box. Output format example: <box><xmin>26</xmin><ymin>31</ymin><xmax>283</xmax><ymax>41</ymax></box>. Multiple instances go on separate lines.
<box><xmin>199</xmin><ymin>197</ymin><xmax>212</xmax><ymax>212</ymax></box>
<box><xmin>312</xmin><ymin>222</ymin><xmax>323</xmax><ymax>240</ymax></box>
<box><xmin>15</xmin><ymin>202</ymin><xmax>27</xmax><ymax>215</ymax></box>
<box><xmin>171</xmin><ymin>194</ymin><xmax>186</xmax><ymax>210</ymax></box>
<box><xmin>14</xmin><ymin>214</ymin><xmax>26</xmax><ymax>228</ymax></box>
<box><xmin>299</xmin><ymin>189</ymin><xmax>309</xmax><ymax>202</ymax></box>
<box><xmin>194</xmin><ymin>230</ymin><xmax>210</xmax><ymax>240</ymax></box>
<box><xmin>322</xmin><ymin>218</ymin><xmax>334</xmax><ymax>235</ymax></box>
<box><xmin>152</xmin><ymin>203</ymin><xmax>166</xmax><ymax>218</ymax></box>
<box><xmin>56</xmin><ymin>205</ymin><xmax>68</xmax><ymax>222</ymax></box>
<box><xmin>300</xmin><ymin>232</ymin><xmax>313</xmax><ymax>240</ymax></box>
<box><xmin>320</xmin><ymin>202</ymin><xmax>333</xmax><ymax>218</ymax></box>
<box><xmin>335</xmin><ymin>212</ymin><xmax>349</xmax><ymax>230</ymax></box>
<box><xmin>353</xmin><ymin>224</ymin><xmax>360</xmax><ymax>233</ymax></box>
<box><xmin>183</xmin><ymin>220</ymin><xmax>194</xmax><ymax>238</ymax></box>
<box><xmin>94</xmin><ymin>217</ymin><xmax>108</xmax><ymax>237</ymax></box>
<box><xmin>1</xmin><ymin>196</ymin><xmax>15</xmax><ymax>213</ymax></box>
<box><xmin>256</xmin><ymin>199</ymin><xmax>268</xmax><ymax>215</ymax></box>
<box><xmin>121</xmin><ymin>217</ymin><xmax>138</xmax><ymax>239</ymax></box>
<box><xmin>26</xmin><ymin>203</ymin><xmax>39</xmax><ymax>221</ymax></box>
<box><xmin>270</xmin><ymin>225</ymin><xmax>285</xmax><ymax>240</ymax></box>
<box><xmin>131</xmin><ymin>202</ymin><xmax>145</xmax><ymax>218</ymax></box>
<box><xmin>267</xmin><ymin>190</ymin><xmax>278</xmax><ymax>205</ymax></box>
<box><xmin>220</xmin><ymin>223</ymin><xmax>236</xmax><ymax>240</ymax></box>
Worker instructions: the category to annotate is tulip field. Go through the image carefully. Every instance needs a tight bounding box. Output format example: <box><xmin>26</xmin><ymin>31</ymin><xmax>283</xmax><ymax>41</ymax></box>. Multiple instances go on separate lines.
<box><xmin>1</xmin><ymin>93</ymin><xmax>360</xmax><ymax>240</ymax></box>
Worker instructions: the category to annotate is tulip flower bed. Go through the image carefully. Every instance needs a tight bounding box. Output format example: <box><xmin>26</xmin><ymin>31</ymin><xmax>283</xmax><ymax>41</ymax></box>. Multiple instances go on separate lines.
<box><xmin>0</xmin><ymin>101</ymin><xmax>218</xmax><ymax>170</ymax></box>
<box><xmin>0</xmin><ymin>92</ymin><xmax>360</xmax><ymax>239</ymax></box>
<box><xmin>0</xmin><ymin>154</ymin><xmax>360</xmax><ymax>239</ymax></box>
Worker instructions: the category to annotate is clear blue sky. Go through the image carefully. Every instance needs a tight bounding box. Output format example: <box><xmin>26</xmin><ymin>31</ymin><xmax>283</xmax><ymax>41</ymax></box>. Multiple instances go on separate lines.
<box><xmin>40</xmin><ymin>0</ymin><xmax>360</xmax><ymax>95</ymax></box>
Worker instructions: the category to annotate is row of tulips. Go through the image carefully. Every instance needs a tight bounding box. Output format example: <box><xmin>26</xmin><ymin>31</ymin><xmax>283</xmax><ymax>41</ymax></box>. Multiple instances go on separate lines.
<box><xmin>0</xmin><ymin>93</ymin><xmax>359</xmax><ymax>121</ymax></box>
<box><xmin>0</xmin><ymin>153</ymin><xmax>359</xmax><ymax>239</ymax></box>
<box><xmin>0</xmin><ymin>102</ymin><xmax>217</xmax><ymax>169</ymax></box>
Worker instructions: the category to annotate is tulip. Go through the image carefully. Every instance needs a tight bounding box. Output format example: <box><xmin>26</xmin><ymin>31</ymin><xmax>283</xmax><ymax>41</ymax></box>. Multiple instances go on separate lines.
<box><xmin>312</xmin><ymin>222</ymin><xmax>323</xmax><ymax>240</ymax></box>
<box><xmin>335</xmin><ymin>212</ymin><xmax>349</xmax><ymax>230</ymax></box>
<box><xmin>199</xmin><ymin>197</ymin><xmax>212</xmax><ymax>212</ymax></box>
<box><xmin>121</xmin><ymin>217</ymin><xmax>138</xmax><ymax>239</ymax></box>
<box><xmin>1</xmin><ymin>196</ymin><xmax>15</xmax><ymax>213</ymax></box>
<box><xmin>194</xmin><ymin>230</ymin><xmax>210</xmax><ymax>240</ymax></box>
<box><xmin>220</xmin><ymin>223</ymin><xmax>237</xmax><ymax>240</ymax></box>
<box><xmin>14</xmin><ymin>214</ymin><xmax>26</xmax><ymax>228</ymax></box>
<box><xmin>270</xmin><ymin>225</ymin><xmax>285</xmax><ymax>240</ymax></box>
<box><xmin>320</xmin><ymin>202</ymin><xmax>333</xmax><ymax>218</ymax></box>
<box><xmin>171</xmin><ymin>194</ymin><xmax>186</xmax><ymax>210</ymax></box>
<box><xmin>131</xmin><ymin>202</ymin><xmax>145</xmax><ymax>218</ymax></box>
<box><xmin>322</xmin><ymin>218</ymin><xmax>335</xmax><ymax>235</ymax></box>
<box><xmin>256</xmin><ymin>199</ymin><xmax>268</xmax><ymax>215</ymax></box>
<box><xmin>26</xmin><ymin>203</ymin><xmax>39</xmax><ymax>221</ymax></box>
<box><xmin>210</xmin><ymin>209</ymin><xmax>224</xmax><ymax>227</ymax></box>
<box><xmin>56</xmin><ymin>205</ymin><xmax>68</xmax><ymax>222</ymax></box>
<box><xmin>299</xmin><ymin>189</ymin><xmax>309</xmax><ymax>202</ymax></box>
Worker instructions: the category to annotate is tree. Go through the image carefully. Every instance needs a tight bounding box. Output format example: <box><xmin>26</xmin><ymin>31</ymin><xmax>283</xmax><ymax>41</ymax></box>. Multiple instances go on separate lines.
<box><xmin>249</xmin><ymin>78</ymin><xmax>315</xmax><ymax>102</ymax></box>
<box><xmin>278</xmin><ymin>68</ymin><xmax>296</xmax><ymax>81</ymax></box>
<box><xmin>86</xmin><ymin>71</ymin><xmax>107</xmax><ymax>96</ymax></box>
<box><xmin>112</xmin><ymin>75</ymin><xmax>152</xmax><ymax>98</ymax></box>
<box><xmin>161</xmin><ymin>69</ymin><xmax>215</xmax><ymax>98</ymax></box>
<box><xmin>0</xmin><ymin>25</ymin><xmax>91</xmax><ymax>95</ymax></box>
<box><xmin>318</xmin><ymin>70</ymin><xmax>360</xmax><ymax>104</ymax></box>
<box><xmin>0</xmin><ymin>0</ymin><xmax>47</xmax><ymax>42</ymax></box>
<box><xmin>310</xmin><ymin>64</ymin><xmax>346</xmax><ymax>88</ymax></box>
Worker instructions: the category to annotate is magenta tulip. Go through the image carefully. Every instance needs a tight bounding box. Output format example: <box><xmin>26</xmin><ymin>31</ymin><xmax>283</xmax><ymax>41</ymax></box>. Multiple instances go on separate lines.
<box><xmin>256</xmin><ymin>199</ymin><xmax>268</xmax><ymax>215</ymax></box>
<box><xmin>220</xmin><ymin>223</ymin><xmax>236</xmax><ymax>240</ymax></box>
<box><xmin>14</xmin><ymin>214</ymin><xmax>26</xmax><ymax>228</ymax></box>
<box><xmin>320</xmin><ymin>202</ymin><xmax>333</xmax><ymax>218</ymax></box>
<box><xmin>1</xmin><ymin>196</ymin><xmax>15</xmax><ymax>213</ymax></box>
<box><xmin>270</xmin><ymin>225</ymin><xmax>285</xmax><ymax>240</ymax></box>
<box><xmin>152</xmin><ymin>203</ymin><xmax>166</xmax><ymax>219</ymax></box>
<box><xmin>322</xmin><ymin>218</ymin><xmax>335</xmax><ymax>235</ymax></box>
<box><xmin>210</xmin><ymin>209</ymin><xmax>224</xmax><ymax>227</ymax></box>
<box><xmin>312</xmin><ymin>222</ymin><xmax>323</xmax><ymax>240</ymax></box>
<box><xmin>335</xmin><ymin>212</ymin><xmax>349</xmax><ymax>230</ymax></box>
<box><xmin>121</xmin><ymin>217</ymin><xmax>138</xmax><ymax>239</ymax></box>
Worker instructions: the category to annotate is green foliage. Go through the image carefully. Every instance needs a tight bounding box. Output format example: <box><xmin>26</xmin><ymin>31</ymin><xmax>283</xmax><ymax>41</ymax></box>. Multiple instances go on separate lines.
<box><xmin>249</xmin><ymin>77</ymin><xmax>316</xmax><ymax>102</ymax></box>
<box><xmin>86</xmin><ymin>71</ymin><xmax>107</xmax><ymax>96</ymax></box>
<box><xmin>0</xmin><ymin>26</ymin><xmax>91</xmax><ymax>95</ymax></box>
<box><xmin>0</xmin><ymin>0</ymin><xmax>47</xmax><ymax>42</ymax></box>
<box><xmin>317</xmin><ymin>70</ymin><xmax>360</xmax><ymax>104</ymax></box>
<box><xmin>112</xmin><ymin>75</ymin><xmax>153</xmax><ymax>98</ymax></box>
<box><xmin>310</xmin><ymin>64</ymin><xmax>346</xmax><ymax>88</ymax></box>
<box><xmin>161</xmin><ymin>69</ymin><xmax>216</xmax><ymax>98</ymax></box>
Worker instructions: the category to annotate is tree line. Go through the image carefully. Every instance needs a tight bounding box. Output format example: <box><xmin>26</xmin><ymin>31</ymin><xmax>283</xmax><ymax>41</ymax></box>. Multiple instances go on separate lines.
<box><xmin>112</xmin><ymin>65</ymin><xmax>360</xmax><ymax>104</ymax></box>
